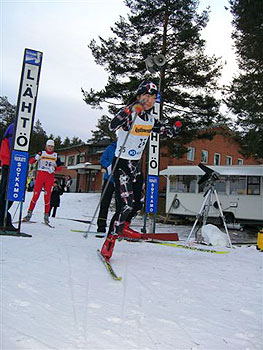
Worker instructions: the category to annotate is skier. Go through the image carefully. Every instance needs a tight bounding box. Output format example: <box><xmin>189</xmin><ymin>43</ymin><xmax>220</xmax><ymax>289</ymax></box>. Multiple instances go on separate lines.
<box><xmin>49</xmin><ymin>180</ymin><xmax>63</xmax><ymax>217</ymax></box>
<box><xmin>23</xmin><ymin>139</ymin><xmax>62</xmax><ymax>224</ymax></box>
<box><xmin>97</xmin><ymin>141</ymin><xmax>117</xmax><ymax>233</ymax></box>
<box><xmin>100</xmin><ymin>81</ymin><xmax>181</xmax><ymax>260</ymax></box>
<box><xmin>0</xmin><ymin>122</ymin><xmax>17</xmax><ymax>231</ymax></box>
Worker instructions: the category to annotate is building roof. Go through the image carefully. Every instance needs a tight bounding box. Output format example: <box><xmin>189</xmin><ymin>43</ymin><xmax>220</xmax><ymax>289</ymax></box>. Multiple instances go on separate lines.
<box><xmin>67</xmin><ymin>162</ymin><xmax>101</xmax><ymax>171</ymax></box>
<box><xmin>160</xmin><ymin>165</ymin><xmax>263</xmax><ymax>177</ymax></box>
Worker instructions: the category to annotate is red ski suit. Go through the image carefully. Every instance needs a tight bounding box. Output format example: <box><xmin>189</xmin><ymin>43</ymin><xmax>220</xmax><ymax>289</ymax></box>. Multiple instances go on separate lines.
<box><xmin>29</xmin><ymin>150</ymin><xmax>61</xmax><ymax>214</ymax></box>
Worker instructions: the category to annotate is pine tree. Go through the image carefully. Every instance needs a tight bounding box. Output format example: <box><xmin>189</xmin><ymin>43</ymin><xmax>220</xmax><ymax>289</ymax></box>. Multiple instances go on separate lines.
<box><xmin>90</xmin><ymin>115</ymin><xmax>117</xmax><ymax>142</ymax></box>
<box><xmin>227</xmin><ymin>0</ymin><xmax>263</xmax><ymax>159</ymax></box>
<box><xmin>54</xmin><ymin>136</ymin><xmax>62</xmax><ymax>149</ymax></box>
<box><xmin>71</xmin><ymin>136</ymin><xmax>84</xmax><ymax>146</ymax></box>
<box><xmin>30</xmin><ymin>119</ymin><xmax>48</xmax><ymax>154</ymax></box>
<box><xmin>82</xmin><ymin>0</ymin><xmax>226</xmax><ymax>156</ymax></box>
<box><xmin>63</xmin><ymin>137</ymin><xmax>71</xmax><ymax>148</ymax></box>
<box><xmin>0</xmin><ymin>96</ymin><xmax>16</xmax><ymax>139</ymax></box>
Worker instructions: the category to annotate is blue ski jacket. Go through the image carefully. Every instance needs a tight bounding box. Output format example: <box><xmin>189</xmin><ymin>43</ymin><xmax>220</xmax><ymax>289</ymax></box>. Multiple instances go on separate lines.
<box><xmin>100</xmin><ymin>141</ymin><xmax>117</xmax><ymax>183</ymax></box>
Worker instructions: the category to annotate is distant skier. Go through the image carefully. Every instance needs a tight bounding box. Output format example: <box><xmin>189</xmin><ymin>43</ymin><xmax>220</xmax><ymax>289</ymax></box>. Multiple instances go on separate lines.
<box><xmin>100</xmin><ymin>81</ymin><xmax>182</xmax><ymax>260</ymax></box>
<box><xmin>23</xmin><ymin>140</ymin><xmax>62</xmax><ymax>224</ymax></box>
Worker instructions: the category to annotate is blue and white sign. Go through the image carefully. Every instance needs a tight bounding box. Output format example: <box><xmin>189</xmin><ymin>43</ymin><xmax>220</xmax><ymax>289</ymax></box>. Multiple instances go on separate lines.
<box><xmin>25</xmin><ymin>49</ymin><xmax>42</xmax><ymax>66</ymax></box>
<box><xmin>148</xmin><ymin>92</ymin><xmax>160</xmax><ymax>176</ymax></box>
<box><xmin>7</xmin><ymin>48</ymin><xmax>42</xmax><ymax>203</ymax></box>
<box><xmin>146</xmin><ymin>175</ymin><xmax>159</xmax><ymax>213</ymax></box>
<box><xmin>7</xmin><ymin>150</ymin><xmax>29</xmax><ymax>201</ymax></box>
<box><xmin>13</xmin><ymin>48</ymin><xmax>43</xmax><ymax>152</ymax></box>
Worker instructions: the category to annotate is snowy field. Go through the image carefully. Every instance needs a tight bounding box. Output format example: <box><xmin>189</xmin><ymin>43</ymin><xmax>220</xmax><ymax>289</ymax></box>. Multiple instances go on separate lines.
<box><xmin>1</xmin><ymin>192</ymin><xmax>262</xmax><ymax>350</ymax></box>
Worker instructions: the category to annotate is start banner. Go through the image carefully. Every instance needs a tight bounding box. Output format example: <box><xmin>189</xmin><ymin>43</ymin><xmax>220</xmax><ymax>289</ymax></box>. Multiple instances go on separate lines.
<box><xmin>7</xmin><ymin>48</ymin><xmax>43</xmax><ymax>202</ymax></box>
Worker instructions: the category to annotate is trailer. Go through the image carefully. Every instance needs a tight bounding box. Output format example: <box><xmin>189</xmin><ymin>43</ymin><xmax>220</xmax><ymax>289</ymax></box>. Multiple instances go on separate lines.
<box><xmin>160</xmin><ymin>165</ymin><xmax>263</xmax><ymax>226</ymax></box>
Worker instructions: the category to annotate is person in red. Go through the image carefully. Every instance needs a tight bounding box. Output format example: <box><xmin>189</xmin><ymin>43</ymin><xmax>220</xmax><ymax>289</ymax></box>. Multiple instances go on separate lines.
<box><xmin>23</xmin><ymin>139</ymin><xmax>62</xmax><ymax>224</ymax></box>
<box><xmin>0</xmin><ymin>123</ymin><xmax>17</xmax><ymax>231</ymax></box>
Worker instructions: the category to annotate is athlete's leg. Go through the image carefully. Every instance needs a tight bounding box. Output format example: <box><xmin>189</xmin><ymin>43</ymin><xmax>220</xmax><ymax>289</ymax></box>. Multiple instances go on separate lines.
<box><xmin>43</xmin><ymin>174</ymin><xmax>54</xmax><ymax>214</ymax></box>
<box><xmin>29</xmin><ymin>171</ymin><xmax>45</xmax><ymax>212</ymax></box>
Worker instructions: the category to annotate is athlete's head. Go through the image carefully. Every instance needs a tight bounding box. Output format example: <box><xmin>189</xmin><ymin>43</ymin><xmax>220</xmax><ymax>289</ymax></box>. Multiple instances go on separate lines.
<box><xmin>136</xmin><ymin>81</ymin><xmax>158</xmax><ymax>111</ymax></box>
<box><xmin>46</xmin><ymin>139</ymin><xmax>55</xmax><ymax>152</ymax></box>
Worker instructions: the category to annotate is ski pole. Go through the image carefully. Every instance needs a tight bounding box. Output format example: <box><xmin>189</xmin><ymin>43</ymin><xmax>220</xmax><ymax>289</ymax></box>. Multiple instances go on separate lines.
<box><xmin>84</xmin><ymin>106</ymin><xmax>141</xmax><ymax>238</ymax></box>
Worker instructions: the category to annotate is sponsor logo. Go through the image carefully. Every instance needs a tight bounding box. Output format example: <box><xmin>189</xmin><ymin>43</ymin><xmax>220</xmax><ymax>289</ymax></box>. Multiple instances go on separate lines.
<box><xmin>131</xmin><ymin>124</ymin><xmax>153</xmax><ymax>136</ymax></box>
<box><xmin>128</xmin><ymin>149</ymin><xmax>137</xmax><ymax>156</ymax></box>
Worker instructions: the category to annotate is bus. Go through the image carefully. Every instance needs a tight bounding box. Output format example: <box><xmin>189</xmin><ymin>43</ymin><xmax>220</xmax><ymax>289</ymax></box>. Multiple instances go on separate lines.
<box><xmin>160</xmin><ymin>165</ymin><xmax>263</xmax><ymax>226</ymax></box>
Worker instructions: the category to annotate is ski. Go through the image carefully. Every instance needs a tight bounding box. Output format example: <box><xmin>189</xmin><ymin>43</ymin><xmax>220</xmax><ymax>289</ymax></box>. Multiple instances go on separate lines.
<box><xmin>71</xmin><ymin>229</ymin><xmax>87</xmax><ymax>233</ymax></box>
<box><xmin>57</xmin><ymin>218</ymin><xmax>91</xmax><ymax>224</ymax></box>
<box><xmin>13</xmin><ymin>220</ymin><xmax>37</xmax><ymax>224</ymax></box>
<box><xmin>97</xmin><ymin>249</ymin><xmax>122</xmax><ymax>281</ymax></box>
<box><xmin>70</xmin><ymin>229</ymin><xmax>106</xmax><ymax>238</ymax></box>
<box><xmin>147</xmin><ymin>240</ymin><xmax>230</xmax><ymax>254</ymax></box>
<box><xmin>73</xmin><ymin>229</ymin><xmax>178</xmax><ymax>241</ymax></box>
<box><xmin>0</xmin><ymin>231</ymin><xmax>32</xmax><ymax>237</ymax></box>
<box><xmin>42</xmin><ymin>222</ymin><xmax>55</xmax><ymax>228</ymax></box>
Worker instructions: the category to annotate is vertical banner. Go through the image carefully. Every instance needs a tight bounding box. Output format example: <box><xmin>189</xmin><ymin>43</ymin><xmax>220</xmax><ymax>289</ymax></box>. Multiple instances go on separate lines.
<box><xmin>146</xmin><ymin>175</ymin><xmax>159</xmax><ymax>213</ymax></box>
<box><xmin>7</xmin><ymin>48</ymin><xmax>43</xmax><ymax>202</ymax></box>
<box><xmin>146</xmin><ymin>92</ymin><xmax>161</xmax><ymax>213</ymax></box>
<box><xmin>7</xmin><ymin>151</ymin><xmax>29</xmax><ymax>201</ymax></box>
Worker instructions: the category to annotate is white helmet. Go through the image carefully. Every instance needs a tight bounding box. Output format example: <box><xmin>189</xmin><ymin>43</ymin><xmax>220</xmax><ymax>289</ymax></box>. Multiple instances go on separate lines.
<box><xmin>46</xmin><ymin>139</ymin><xmax>55</xmax><ymax>147</ymax></box>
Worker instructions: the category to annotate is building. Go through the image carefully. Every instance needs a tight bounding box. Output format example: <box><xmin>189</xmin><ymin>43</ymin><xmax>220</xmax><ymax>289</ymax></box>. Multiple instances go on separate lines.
<box><xmin>156</xmin><ymin>125</ymin><xmax>260</xmax><ymax>192</ymax></box>
<box><xmin>55</xmin><ymin>126</ymin><xmax>260</xmax><ymax>193</ymax></box>
<box><xmin>55</xmin><ymin>140</ymin><xmax>111</xmax><ymax>193</ymax></box>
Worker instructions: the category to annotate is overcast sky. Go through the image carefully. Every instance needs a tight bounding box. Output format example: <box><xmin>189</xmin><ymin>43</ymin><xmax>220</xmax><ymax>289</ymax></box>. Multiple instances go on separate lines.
<box><xmin>1</xmin><ymin>0</ymin><xmax>237</xmax><ymax>142</ymax></box>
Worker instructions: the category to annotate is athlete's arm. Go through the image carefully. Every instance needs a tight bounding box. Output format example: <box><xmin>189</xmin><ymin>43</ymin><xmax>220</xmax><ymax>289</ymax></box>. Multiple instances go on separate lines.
<box><xmin>152</xmin><ymin>119</ymin><xmax>182</xmax><ymax>137</ymax></box>
<box><xmin>109</xmin><ymin>103</ymin><xmax>143</xmax><ymax>132</ymax></box>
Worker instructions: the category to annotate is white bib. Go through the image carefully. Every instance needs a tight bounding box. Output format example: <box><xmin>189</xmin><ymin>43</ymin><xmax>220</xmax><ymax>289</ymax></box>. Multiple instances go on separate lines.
<box><xmin>38</xmin><ymin>151</ymin><xmax>57</xmax><ymax>174</ymax></box>
<box><xmin>115</xmin><ymin>115</ymin><xmax>155</xmax><ymax>160</ymax></box>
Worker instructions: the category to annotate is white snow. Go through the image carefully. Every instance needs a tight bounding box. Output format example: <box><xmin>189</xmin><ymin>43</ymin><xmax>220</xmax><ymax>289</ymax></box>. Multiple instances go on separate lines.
<box><xmin>201</xmin><ymin>224</ymin><xmax>229</xmax><ymax>247</ymax></box>
<box><xmin>1</xmin><ymin>192</ymin><xmax>263</xmax><ymax>350</ymax></box>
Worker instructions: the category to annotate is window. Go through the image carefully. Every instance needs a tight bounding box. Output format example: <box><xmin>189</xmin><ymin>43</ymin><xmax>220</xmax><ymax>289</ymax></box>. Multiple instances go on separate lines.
<box><xmin>198</xmin><ymin>176</ymin><xmax>227</xmax><ymax>194</ymax></box>
<box><xmin>230</xmin><ymin>176</ymin><xmax>246</xmax><ymax>195</ymax></box>
<box><xmin>201</xmin><ymin>150</ymin><xmax>208</xmax><ymax>163</ymax></box>
<box><xmin>170</xmin><ymin>175</ymin><xmax>196</xmax><ymax>193</ymax></box>
<box><xmin>80</xmin><ymin>152</ymin><xmax>86</xmax><ymax>162</ymax></box>
<box><xmin>67</xmin><ymin>155</ymin><xmax>75</xmax><ymax>166</ymax></box>
<box><xmin>187</xmin><ymin>147</ymin><xmax>195</xmax><ymax>161</ymax></box>
<box><xmin>214</xmin><ymin>153</ymin><xmax>221</xmax><ymax>165</ymax></box>
<box><xmin>237</xmin><ymin>158</ymin><xmax>243</xmax><ymax>165</ymax></box>
<box><xmin>76</xmin><ymin>152</ymin><xmax>86</xmax><ymax>164</ymax></box>
<box><xmin>59</xmin><ymin>155</ymin><xmax>65</xmax><ymax>166</ymax></box>
<box><xmin>226</xmin><ymin>156</ymin><xmax>232</xmax><ymax>165</ymax></box>
<box><xmin>247</xmin><ymin>176</ymin><xmax>260</xmax><ymax>195</ymax></box>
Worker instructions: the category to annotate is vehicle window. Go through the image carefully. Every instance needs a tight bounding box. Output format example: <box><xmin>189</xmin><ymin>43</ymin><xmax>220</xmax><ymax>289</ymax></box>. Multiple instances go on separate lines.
<box><xmin>230</xmin><ymin>176</ymin><xmax>246</xmax><ymax>195</ymax></box>
<box><xmin>247</xmin><ymin>176</ymin><xmax>260</xmax><ymax>195</ymax></box>
<box><xmin>170</xmin><ymin>175</ymin><xmax>196</xmax><ymax>193</ymax></box>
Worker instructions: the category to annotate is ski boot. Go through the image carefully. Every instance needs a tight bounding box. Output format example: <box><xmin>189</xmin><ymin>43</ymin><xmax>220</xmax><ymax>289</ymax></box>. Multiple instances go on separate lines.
<box><xmin>44</xmin><ymin>213</ymin><xmax>50</xmax><ymax>225</ymax></box>
<box><xmin>119</xmin><ymin>221</ymin><xmax>142</xmax><ymax>241</ymax></box>
<box><xmin>23</xmin><ymin>210</ymin><xmax>32</xmax><ymax>222</ymax></box>
<box><xmin>101</xmin><ymin>233</ymin><xmax>117</xmax><ymax>260</ymax></box>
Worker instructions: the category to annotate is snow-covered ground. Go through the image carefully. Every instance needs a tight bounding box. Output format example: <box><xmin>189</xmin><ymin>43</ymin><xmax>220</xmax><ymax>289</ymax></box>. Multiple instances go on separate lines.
<box><xmin>1</xmin><ymin>192</ymin><xmax>262</xmax><ymax>350</ymax></box>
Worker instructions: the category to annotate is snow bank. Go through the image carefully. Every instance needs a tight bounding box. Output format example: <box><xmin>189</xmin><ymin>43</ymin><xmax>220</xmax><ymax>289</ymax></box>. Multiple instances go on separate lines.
<box><xmin>201</xmin><ymin>224</ymin><xmax>229</xmax><ymax>246</ymax></box>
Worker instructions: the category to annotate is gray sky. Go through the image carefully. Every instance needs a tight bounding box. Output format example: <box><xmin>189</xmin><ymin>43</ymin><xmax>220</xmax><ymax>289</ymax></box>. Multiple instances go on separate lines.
<box><xmin>1</xmin><ymin>0</ymin><xmax>236</xmax><ymax>142</ymax></box>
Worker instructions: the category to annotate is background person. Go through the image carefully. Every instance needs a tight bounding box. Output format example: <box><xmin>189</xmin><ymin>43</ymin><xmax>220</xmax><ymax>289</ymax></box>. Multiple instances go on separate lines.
<box><xmin>23</xmin><ymin>139</ymin><xmax>62</xmax><ymax>225</ymax></box>
<box><xmin>97</xmin><ymin>141</ymin><xmax>117</xmax><ymax>233</ymax></box>
<box><xmin>0</xmin><ymin>122</ymin><xmax>17</xmax><ymax>231</ymax></box>
<box><xmin>49</xmin><ymin>180</ymin><xmax>63</xmax><ymax>218</ymax></box>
